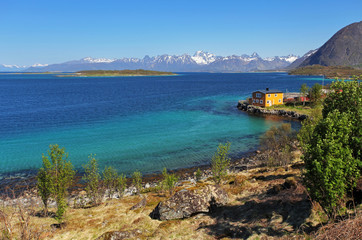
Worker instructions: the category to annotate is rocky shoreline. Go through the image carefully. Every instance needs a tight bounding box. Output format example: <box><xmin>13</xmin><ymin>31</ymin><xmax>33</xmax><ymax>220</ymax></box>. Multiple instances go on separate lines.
<box><xmin>237</xmin><ymin>101</ymin><xmax>308</xmax><ymax>120</ymax></box>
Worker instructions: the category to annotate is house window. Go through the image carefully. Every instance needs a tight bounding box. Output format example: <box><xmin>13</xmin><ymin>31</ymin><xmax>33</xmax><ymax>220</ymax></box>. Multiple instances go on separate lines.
<box><xmin>268</xmin><ymin>94</ymin><xmax>271</xmax><ymax>97</ymax></box>
<box><xmin>278</xmin><ymin>99</ymin><xmax>281</xmax><ymax>103</ymax></box>
<box><xmin>267</xmin><ymin>100</ymin><xmax>271</xmax><ymax>104</ymax></box>
<box><xmin>253</xmin><ymin>99</ymin><xmax>255</xmax><ymax>103</ymax></box>
<box><xmin>256</xmin><ymin>93</ymin><xmax>262</xmax><ymax>98</ymax></box>
<box><xmin>260</xmin><ymin>100</ymin><xmax>263</xmax><ymax>104</ymax></box>
<box><xmin>275</xmin><ymin>94</ymin><xmax>278</xmax><ymax>97</ymax></box>
<box><xmin>256</xmin><ymin>99</ymin><xmax>259</xmax><ymax>103</ymax></box>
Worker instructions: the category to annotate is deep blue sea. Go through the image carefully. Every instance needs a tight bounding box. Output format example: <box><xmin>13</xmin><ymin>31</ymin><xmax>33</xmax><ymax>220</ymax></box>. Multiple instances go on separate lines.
<box><xmin>0</xmin><ymin>72</ymin><xmax>328</xmax><ymax>178</ymax></box>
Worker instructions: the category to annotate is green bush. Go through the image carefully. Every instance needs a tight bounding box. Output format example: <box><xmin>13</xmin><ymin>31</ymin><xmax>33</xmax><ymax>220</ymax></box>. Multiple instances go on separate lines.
<box><xmin>300</xmin><ymin>78</ymin><xmax>361</xmax><ymax>219</ymax></box>
<box><xmin>82</xmin><ymin>154</ymin><xmax>101</xmax><ymax>205</ymax></box>
<box><xmin>260</xmin><ymin>123</ymin><xmax>296</xmax><ymax>167</ymax></box>
<box><xmin>37</xmin><ymin>144</ymin><xmax>75</xmax><ymax>223</ymax></box>
<box><xmin>211</xmin><ymin>142</ymin><xmax>231</xmax><ymax>184</ymax></box>
<box><xmin>132</xmin><ymin>171</ymin><xmax>142</xmax><ymax>194</ymax></box>
<box><xmin>195</xmin><ymin>168</ymin><xmax>202</xmax><ymax>182</ymax></box>
<box><xmin>102</xmin><ymin>166</ymin><xmax>119</xmax><ymax>198</ymax></box>
<box><xmin>161</xmin><ymin>168</ymin><xmax>179</xmax><ymax>195</ymax></box>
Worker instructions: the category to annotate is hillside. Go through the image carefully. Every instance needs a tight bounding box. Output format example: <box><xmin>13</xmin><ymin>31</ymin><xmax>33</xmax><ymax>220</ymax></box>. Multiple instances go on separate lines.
<box><xmin>300</xmin><ymin>21</ymin><xmax>362</xmax><ymax>68</ymax></box>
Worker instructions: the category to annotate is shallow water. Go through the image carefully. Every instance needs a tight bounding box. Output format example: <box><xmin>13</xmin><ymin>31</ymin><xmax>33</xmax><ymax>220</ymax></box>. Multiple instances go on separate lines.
<box><xmin>0</xmin><ymin>72</ymin><xmax>327</xmax><ymax>177</ymax></box>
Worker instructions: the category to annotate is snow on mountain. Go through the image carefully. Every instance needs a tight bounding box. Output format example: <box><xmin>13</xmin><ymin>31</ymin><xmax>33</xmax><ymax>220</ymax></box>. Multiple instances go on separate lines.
<box><xmin>279</xmin><ymin>55</ymin><xmax>299</xmax><ymax>63</ymax></box>
<box><xmin>31</xmin><ymin>63</ymin><xmax>49</xmax><ymax>67</ymax></box>
<box><xmin>22</xmin><ymin>51</ymin><xmax>300</xmax><ymax>72</ymax></box>
<box><xmin>82</xmin><ymin>57</ymin><xmax>116</xmax><ymax>63</ymax></box>
<box><xmin>191</xmin><ymin>51</ymin><xmax>217</xmax><ymax>65</ymax></box>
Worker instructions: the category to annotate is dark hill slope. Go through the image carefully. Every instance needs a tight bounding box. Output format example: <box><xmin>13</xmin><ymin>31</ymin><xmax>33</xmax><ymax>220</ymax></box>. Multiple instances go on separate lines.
<box><xmin>300</xmin><ymin>21</ymin><xmax>362</xmax><ymax>68</ymax></box>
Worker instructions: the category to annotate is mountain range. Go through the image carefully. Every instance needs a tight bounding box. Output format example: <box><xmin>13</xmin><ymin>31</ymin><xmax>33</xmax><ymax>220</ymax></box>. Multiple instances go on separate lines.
<box><xmin>1</xmin><ymin>51</ymin><xmax>298</xmax><ymax>73</ymax></box>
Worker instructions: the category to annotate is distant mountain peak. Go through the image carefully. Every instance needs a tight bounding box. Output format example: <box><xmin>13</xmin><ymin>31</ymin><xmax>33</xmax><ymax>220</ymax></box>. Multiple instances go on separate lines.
<box><xmin>191</xmin><ymin>50</ymin><xmax>217</xmax><ymax>65</ymax></box>
<box><xmin>81</xmin><ymin>57</ymin><xmax>116</xmax><ymax>63</ymax></box>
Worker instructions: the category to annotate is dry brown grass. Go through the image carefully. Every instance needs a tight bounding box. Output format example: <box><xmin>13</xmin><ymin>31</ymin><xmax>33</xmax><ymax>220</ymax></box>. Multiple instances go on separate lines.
<box><xmin>314</xmin><ymin>212</ymin><xmax>362</xmax><ymax>240</ymax></box>
<box><xmin>1</xmin><ymin>162</ymin><xmax>360</xmax><ymax>239</ymax></box>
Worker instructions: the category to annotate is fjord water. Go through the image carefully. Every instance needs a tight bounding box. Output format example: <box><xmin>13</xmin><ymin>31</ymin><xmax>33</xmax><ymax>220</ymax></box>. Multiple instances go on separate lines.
<box><xmin>0</xmin><ymin>73</ymin><xmax>325</xmax><ymax>177</ymax></box>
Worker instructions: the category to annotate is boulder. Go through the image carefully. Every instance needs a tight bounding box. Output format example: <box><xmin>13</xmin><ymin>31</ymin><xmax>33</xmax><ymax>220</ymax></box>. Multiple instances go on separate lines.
<box><xmin>150</xmin><ymin>185</ymin><xmax>228</xmax><ymax>220</ymax></box>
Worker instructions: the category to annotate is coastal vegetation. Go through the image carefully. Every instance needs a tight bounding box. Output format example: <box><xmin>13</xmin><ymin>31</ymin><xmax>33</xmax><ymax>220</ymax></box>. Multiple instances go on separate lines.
<box><xmin>1</xmin><ymin>78</ymin><xmax>361</xmax><ymax>239</ymax></box>
<box><xmin>75</xmin><ymin>69</ymin><xmax>175</xmax><ymax>77</ymax></box>
<box><xmin>289</xmin><ymin>65</ymin><xmax>362</xmax><ymax>79</ymax></box>
<box><xmin>299</xmin><ymin>79</ymin><xmax>361</xmax><ymax>218</ymax></box>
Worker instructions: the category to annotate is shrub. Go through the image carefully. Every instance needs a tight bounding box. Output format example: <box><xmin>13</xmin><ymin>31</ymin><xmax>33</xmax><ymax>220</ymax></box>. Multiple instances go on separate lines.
<box><xmin>37</xmin><ymin>144</ymin><xmax>75</xmax><ymax>223</ymax></box>
<box><xmin>211</xmin><ymin>142</ymin><xmax>231</xmax><ymax>184</ymax></box>
<box><xmin>195</xmin><ymin>168</ymin><xmax>202</xmax><ymax>182</ymax></box>
<box><xmin>161</xmin><ymin>168</ymin><xmax>179</xmax><ymax>195</ymax></box>
<box><xmin>117</xmin><ymin>173</ymin><xmax>127</xmax><ymax>196</ymax></box>
<box><xmin>301</xmin><ymin>78</ymin><xmax>361</xmax><ymax>219</ymax></box>
<box><xmin>132</xmin><ymin>171</ymin><xmax>142</xmax><ymax>194</ymax></box>
<box><xmin>102</xmin><ymin>166</ymin><xmax>119</xmax><ymax>198</ymax></box>
<box><xmin>82</xmin><ymin>154</ymin><xmax>101</xmax><ymax>205</ymax></box>
<box><xmin>260</xmin><ymin>123</ymin><xmax>296</xmax><ymax>167</ymax></box>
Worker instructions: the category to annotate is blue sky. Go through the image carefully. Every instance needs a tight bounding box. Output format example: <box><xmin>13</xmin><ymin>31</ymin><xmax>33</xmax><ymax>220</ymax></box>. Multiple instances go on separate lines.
<box><xmin>1</xmin><ymin>0</ymin><xmax>361</xmax><ymax>65</ymax></box>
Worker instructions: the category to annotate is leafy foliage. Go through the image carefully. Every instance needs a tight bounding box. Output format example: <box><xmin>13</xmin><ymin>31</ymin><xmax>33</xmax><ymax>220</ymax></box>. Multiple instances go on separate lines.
<box><xmin>260</xmin><ymin>123</ymin><xmax>296</xmax><ymax>167</ymax></box>
<box><xmin>132</xmin><ymin>171</ymin><xmax>142</xmax><ymax>194</ymax></box>
<box><xmin>37</xmin><ymin>145</ymin><xmax>75</xmax><ymax>223</ymax></box>
<box><xmin>300</xmin><ymin>78</ymin><xmax>361</xmax><ymax>218</ymax></box>
<box><xmin>310</xmin><ymin>83</ymin><xmax>323</xmax><ymax>103</ymax></box>
<box><xmin>211</xmin><ymin>142</ymin><xmax>231</xmax><ymax>184</ymax></box>
<box><xmin>82</xmin><ymin>154</ymin><xmax>101</xmax><ymax>205</ymax></box>
<box><xmin>161</xmin><ymin>168</ymin><xmax>179</xmax><ymax>195</ymax></box>
<box><xmin>195</xmin><ymin>168</ymin><xmax>202</xmax><ymax>182</ymax></box>
<box><xmin>102</xmin><ymin>166</ymin><xmax>119</xmax><ymax>198</ymax></box>
<box><xmin>300</xmin><ymin>83</ymin><xmax>309</xmax><ymax>106</ymax></box>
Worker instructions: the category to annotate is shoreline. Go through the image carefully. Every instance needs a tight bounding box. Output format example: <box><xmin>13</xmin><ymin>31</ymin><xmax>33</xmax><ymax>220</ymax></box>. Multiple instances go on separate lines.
<box><xmin>0</xmin><ymin>149</ymin><xmax>260</xmax><ymax>198</ymax></box>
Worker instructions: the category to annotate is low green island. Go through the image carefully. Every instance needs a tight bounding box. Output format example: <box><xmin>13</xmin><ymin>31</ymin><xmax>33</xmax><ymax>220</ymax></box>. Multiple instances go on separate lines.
<box><xmin>74</xmin><ymin>69</ymin><xmax>176</xmax><ymax>77</ymax></box>
<box><xmin>289</xmin><ymin>64</ymin><xmax>362</xmax><ymax>79</ymax></box>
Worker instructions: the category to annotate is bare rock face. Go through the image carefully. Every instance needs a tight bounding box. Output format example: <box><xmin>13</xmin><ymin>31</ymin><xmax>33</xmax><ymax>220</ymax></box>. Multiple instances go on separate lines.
<box><xmin>150</xmin><ymin>185</ymin><xmax>228</xmax><ymax>220</ymax></box>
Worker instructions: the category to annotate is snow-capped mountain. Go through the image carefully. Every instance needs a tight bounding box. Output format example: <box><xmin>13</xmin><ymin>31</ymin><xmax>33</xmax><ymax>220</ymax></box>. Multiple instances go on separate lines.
<box><xmin>0</xmin><ymin>64</ymin><xmax>28</xmax><ymax>72</ymax></box>
<box><xmin>23</xmin><ymin>51</ymin><xmax>300</xmax><ymax>72</ymax></box>
<box><xmin>286</xmin><ymin>49</ymin><xmax>318</xmax><ymax>69</ymax></box>
<box><xmin>0</xmin><ymin>63</ymin><xmax>48</xmax><ymax>72</ymax></box>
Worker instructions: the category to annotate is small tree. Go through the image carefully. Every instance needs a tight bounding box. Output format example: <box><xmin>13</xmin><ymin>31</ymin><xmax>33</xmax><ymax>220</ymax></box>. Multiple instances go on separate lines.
<box><xmin>303</xmin><ymin>110</ymin><xmax>360</xmax><ymax>218</ymax></box>
<box><xmin>310</xmin><ymin>83</ymin><xmax>323</xmax><ymax>103</ymax></box>
<box><xmin>211</xmin><ymin>142</ymin><xmax>231</xmax><ymax>184</ymax></box>
<box><xmin>300</xmin><ymin>83</ymin><xmax>309</xmax><ymax>106</ymax></box>
<box><xmin>117</xmin><ymin>174</ymin><xmax>127</xmax><ymax>196</ymax></box>
<box><xmin>102</xmin><ymin>166</ymin><xmax>119</xmax><ymax>198</ymax></box>
<box><xmin>132</xmin><ymin>171</ymin><xmax>142</xmax><ymax>194</ymax></box>
<box><xmin>82</xmin><ymin>154</ymin><xmax>101</xmax><ymax>205</ymax></box>
<box><xmin>195</xmin><ymin>168</ymin><xmax>202</xmax><ymax>182</ymax></box>
<box><xmin>161</xmin><ymin>168</ymin><xmax>179</xmax><ymax>195</ymax></box>
<box><xmin>260</xmin><ymin>123</ymin><xmax>296</xmax><ymax>167</ymax></box>
<box><xmin>37</xmin><ymin>157</ymin><xmax>53</xmax><ymax>215</ymax></box>
<box><xmin>38</xmin><ymin>144</ymin><xmax>75</xmax><ymax>223</ymax></box>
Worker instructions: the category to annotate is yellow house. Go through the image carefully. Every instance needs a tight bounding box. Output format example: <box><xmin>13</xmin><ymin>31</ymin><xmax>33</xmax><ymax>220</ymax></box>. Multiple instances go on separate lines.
<box><xmin>249</xmin><ymin>88</ymin><xmax>283</xmax><ymax>107</ymax></box>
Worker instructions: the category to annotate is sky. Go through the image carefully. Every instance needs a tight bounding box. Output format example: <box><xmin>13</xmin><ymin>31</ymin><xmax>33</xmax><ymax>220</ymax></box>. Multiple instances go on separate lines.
<box><xmin>1</xmin><ymin>0</ymin><xmax>361</xmax><ymax>66</ymax></box>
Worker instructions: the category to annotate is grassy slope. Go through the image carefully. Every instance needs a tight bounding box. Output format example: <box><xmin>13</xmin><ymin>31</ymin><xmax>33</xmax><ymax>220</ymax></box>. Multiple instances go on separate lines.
<box><xmin>5</xmin><ymin>152</ymin><xmax>360</xmax><ymax>239</ymax></box>
<box><xmin>76</xmin><ymin>69</ymin><xmax>175</xmax><ymax>77</ymax></box>
<box><xmin>289</xmin><ymin>65</ymin><xmax>362</xmax><ymax>79</ymax></box>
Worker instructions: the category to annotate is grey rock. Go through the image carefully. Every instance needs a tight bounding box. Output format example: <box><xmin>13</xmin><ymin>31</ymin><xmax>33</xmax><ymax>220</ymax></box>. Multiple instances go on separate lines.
<box><xmin>150</xmin><ymin>185</ymin><xmax>228</xmax><ymax>220</ymax></box>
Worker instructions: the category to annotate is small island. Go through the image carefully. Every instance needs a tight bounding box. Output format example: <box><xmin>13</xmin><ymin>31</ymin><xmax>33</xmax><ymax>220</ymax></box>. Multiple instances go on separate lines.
<box><xmin>289</xmin><ymin>64</ymin><xmax>362</xmax><ymax>79</ymax></box>
<box><xmin>75</xmin><ymin>69</ymin><xmax>176</xmax><ymax>77</ymax></box>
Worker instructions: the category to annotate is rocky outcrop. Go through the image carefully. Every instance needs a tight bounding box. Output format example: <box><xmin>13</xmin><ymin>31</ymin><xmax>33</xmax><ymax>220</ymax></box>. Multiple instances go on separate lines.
<box><xmin>96</xmin><ymin>229</ymin><xmax>142</xmax><ymax>240</ymax></box>
<box><xmin>237</xmin><ymin>102</ymin><xmax>307</xmax><ymax>120</ymax></box>
<box><xmin>150</xmin><ymin>185</ymin><xmax>228</xmax><ymax>220</ymax></box>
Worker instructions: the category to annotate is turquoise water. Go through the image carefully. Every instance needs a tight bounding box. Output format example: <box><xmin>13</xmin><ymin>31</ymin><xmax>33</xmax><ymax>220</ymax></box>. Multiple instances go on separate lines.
<box><xmin>0</xmin><ymin>73</ymin><xmax>327</xmax><ymax>177</ymax></box>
